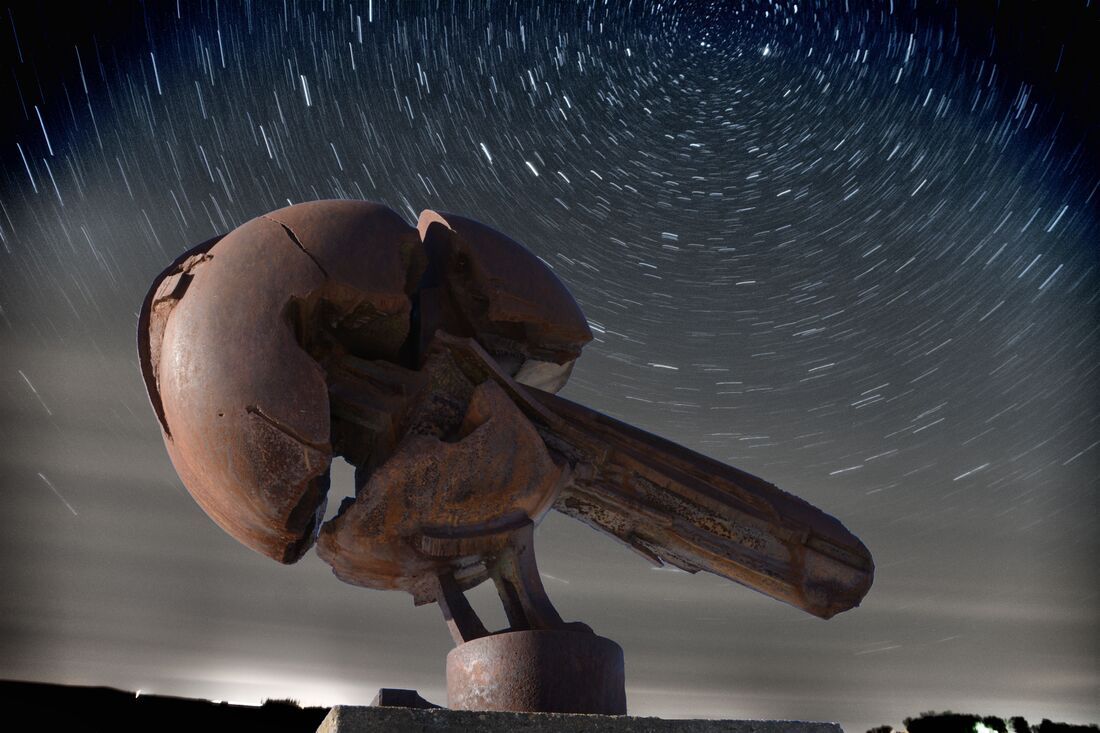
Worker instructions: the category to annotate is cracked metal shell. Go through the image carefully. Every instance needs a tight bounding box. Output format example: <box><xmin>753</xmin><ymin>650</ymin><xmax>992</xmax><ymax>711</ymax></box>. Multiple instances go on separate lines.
<box><xmin>417</xmin><ymin>210</ymin><xmax>592</xmax><ymax>392</ymax></box>
<box><xmin>263</xmin><ymin>200</ymin><xmax>425</xmax><ymax>361</ymax></box>
<box><xmin>138</xmin><ymin>201</ymin><xmax>422</xmax><ymax>564</ymax></box>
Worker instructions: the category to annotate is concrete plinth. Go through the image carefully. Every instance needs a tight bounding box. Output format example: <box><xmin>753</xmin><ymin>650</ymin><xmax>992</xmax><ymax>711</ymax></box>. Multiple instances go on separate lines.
<box><xmin>317</xmin><ymin>705</ymin><xmax>845</xmax><ymax>732</ymax></box>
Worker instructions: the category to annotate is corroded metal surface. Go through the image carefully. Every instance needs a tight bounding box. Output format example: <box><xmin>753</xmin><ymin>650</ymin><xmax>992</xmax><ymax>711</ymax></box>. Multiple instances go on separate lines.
<box><xmin>140</xmin><ymin>217</ymin><xmax>333</xmax><ymax>563</ymax></box>
<box><xmin>316</xmin><ymin>374</ymin><xmax>567</xmax><ymax>603</ymax></box>
<box><xmin>430</xmin><ymin>335</ymin><xmax>873</xmax><ymax>621</ymax></box>
<box><xmin>446</xmin><ymin>630</ymin><xmax>626</xmax><ymax>715</ymax></box>
<box><xmin>139</xmin><ymin>198</ymin><xmax>874</xmax><ymax>713</ymax></box>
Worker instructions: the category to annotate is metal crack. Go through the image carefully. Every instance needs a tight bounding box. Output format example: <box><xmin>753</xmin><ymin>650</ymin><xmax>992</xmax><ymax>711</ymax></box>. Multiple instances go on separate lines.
<box><xmin>261</xmin><ymin>215</ymin><xmax>330</xmax><ymax>277</ymax></box>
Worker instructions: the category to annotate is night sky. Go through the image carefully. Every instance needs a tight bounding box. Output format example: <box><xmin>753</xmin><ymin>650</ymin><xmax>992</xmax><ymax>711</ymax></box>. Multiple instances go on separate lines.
<box><xmin>1</xmin><ymin>2</ymin><xmax>1097</xmax><ymax>731</ymax></box>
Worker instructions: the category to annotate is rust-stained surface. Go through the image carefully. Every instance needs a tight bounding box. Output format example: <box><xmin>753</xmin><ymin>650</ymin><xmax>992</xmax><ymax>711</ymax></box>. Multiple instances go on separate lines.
<box><xmin>140</xmin><ymin>217</ymin><xmax>332</xmax><ymax>563</ymax></box>
<box><xmin>446</xmin><ymin>630</ymin><xmax>626</xmax><ymax>715</ymax></box>
<box><xmin>429</xmin><ymin>335</ymin><xmax>874</xmax><ymax>621</ymax></box>
<box><xmin>316</xmin><ymin>371</ymin><xmax>567</xmax><ymax>603</ymax></box>
<box><xmin>531</xmin><ymin>389</ymin><xmax>872</xmax><ymax>620</ymax></box>
<box><xmin>139</xmin><ymin>198</ymin><xmax>874</xmax><ymax>712</ymax></box>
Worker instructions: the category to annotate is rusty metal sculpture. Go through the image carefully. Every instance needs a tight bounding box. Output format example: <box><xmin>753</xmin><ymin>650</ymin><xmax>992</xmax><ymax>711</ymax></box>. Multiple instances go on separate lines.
<box><xmin>138</xmin><ymin>200</ymin><xmax>874</xmax><ymax>715</ymax></box>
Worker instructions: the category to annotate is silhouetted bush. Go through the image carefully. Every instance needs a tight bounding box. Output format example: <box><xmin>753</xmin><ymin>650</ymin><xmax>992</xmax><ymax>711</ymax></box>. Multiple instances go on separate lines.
<box><xmin>1010</xmin><ymin>717</ymin><xmax>1032</xmax><ymax>733</ymax></box>
<box><xmin>1037</xmin><ymin>720</ymin><xmax>1100</xmax><ymax>733</ymax></box>
<box><xmin>905</xmin><ymin>711</ymin><xmax>983</xmax><ymax>733</ymax></box>
<box><xmin>892</xmin><ymin>712</ymin><xmax>1099</xmax><ymax>733</ymax></box>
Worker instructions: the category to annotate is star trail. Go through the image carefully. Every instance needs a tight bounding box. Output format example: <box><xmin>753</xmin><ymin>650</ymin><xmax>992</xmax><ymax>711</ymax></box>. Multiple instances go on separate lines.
<box><xmin>1</xmin><ymin>2</ymin><xmax>1097</xmax><ymax>731</ymax></box>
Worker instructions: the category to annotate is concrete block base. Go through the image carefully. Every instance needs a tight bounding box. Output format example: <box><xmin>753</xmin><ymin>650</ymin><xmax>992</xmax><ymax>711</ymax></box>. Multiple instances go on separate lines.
<box><xmin>317</xmin><ymin>705</ymin><xmax>844</xmax><ymax>732</ymax></box>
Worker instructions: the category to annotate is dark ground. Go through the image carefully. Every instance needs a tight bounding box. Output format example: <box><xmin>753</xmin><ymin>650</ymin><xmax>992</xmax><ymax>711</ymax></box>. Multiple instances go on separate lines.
<box><xmin>4</xmin><ymin>679</ymin><xmax>1096</xmax><ymax>733</ymax></box>
<box><xmin>0</xmin><ymin>679</ymin><xmax>328</xmax><ymax>733</ymax></box>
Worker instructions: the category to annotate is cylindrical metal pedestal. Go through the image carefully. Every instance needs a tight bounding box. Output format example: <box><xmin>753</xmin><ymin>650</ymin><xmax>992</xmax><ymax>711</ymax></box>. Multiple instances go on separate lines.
<box><xmin>446</xmin><ymin>629</ymin><xmax>626</xmax><ymax>715</ymax></box>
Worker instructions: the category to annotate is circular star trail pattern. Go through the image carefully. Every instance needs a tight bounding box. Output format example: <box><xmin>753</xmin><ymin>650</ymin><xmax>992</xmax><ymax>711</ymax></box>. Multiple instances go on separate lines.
<box><xmin>1</xmin><ymin>2</ymin><xmax>1097</xmax><ymax>731</ymax></box>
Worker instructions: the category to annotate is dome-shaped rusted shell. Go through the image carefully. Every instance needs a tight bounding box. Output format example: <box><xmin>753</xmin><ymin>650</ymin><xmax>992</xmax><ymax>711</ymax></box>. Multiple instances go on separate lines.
<box><xmin>139</xmin><ymin>201</ymin><xmax>421</xmax><ymax>564</ymax></box>
<box><xmin>263</xmin><ymin>200</ymin><xmax>425</xmax><ymax>361</ymax></box>
<box><xmin>417</xmin><ymin>210</ymin><xmax>592</xmax><ymax>386</ymax></box>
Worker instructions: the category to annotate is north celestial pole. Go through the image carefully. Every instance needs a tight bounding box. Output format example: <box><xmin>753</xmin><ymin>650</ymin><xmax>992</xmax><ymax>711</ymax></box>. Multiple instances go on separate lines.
<box><xmin>1</xmin><ymin>2</ymin><xmax>1097</xmax><ymax>732</ymax></box>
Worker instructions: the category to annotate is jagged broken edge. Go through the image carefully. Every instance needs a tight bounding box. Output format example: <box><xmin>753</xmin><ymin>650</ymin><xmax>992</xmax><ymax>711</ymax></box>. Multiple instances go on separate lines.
<box><xmin>137</xmin><ymin>234</ymin><xmax>225</xmax><ymax>438</ymax></box>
